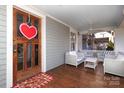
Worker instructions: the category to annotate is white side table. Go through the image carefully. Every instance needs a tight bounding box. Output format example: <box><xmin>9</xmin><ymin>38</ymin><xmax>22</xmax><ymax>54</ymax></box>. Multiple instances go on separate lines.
<box><xmin>84</xmin><ymin>57</ymin><xmax>98</xmax><ymax>70</ymax></box>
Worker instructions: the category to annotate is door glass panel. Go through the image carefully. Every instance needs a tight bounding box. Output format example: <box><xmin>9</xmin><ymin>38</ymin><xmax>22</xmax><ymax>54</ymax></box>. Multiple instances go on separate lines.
<box><xmin>35</xmin><ymin>44</ymin><xmax>38</xmax><ymax>66</ymax></box>
<box><xmin>34</xmin><ymin>20</ymin><xmax>39</xmax><ymax>39</ymax></box>
<box><xmin>27</xmin><ymin>44</ymin><xmax>32</xmax><ymax>68</ymax></box>
<box><xmin>17</xmin><ymin>44</ymin><xmax>23</xmax><ymax>71</ymax></box>
<box><xmin>17</xmin><ymin>13</ymin><xmax>23</xmax><ymax>37</ymax></box>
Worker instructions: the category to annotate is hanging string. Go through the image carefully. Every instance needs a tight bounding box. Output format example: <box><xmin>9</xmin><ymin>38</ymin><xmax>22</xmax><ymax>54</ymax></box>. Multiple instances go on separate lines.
<box><xmin>28</xmin><ymin>13</ymin><xmax>31</xmax><ymax>25</ymax></box>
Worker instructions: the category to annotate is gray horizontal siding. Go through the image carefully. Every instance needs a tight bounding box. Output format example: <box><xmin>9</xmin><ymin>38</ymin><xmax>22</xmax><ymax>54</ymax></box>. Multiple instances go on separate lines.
<box><xmin>0</xmin><ymin>9</ymin><xmax>6</xmax><ymax>16</ymax></box>
<box><xmin>46</xmin><ymin>16</ymin><xmax>69</xmax><ymax>71</ymax></box>
<box><xmin>0</xmin><ymin>5</ymin><xmax>6</xmax><ymax>88</ymax></box>
<box><xmin>0</xmin><ymin>15</ymin><xmax>6</xmax><ymax>24</ymax></box>
<box><xmin>0</xmin><ymin>26</ymin><xmax>6</xmax><ymax>31</ymax></box>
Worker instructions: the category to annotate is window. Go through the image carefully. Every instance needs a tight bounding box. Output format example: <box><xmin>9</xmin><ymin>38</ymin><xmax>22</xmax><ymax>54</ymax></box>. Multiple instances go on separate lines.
<box><xmin>34</xmin><ymin>19</ymin><xmax>39</xmax><ymax>39</ymax></box>
<box><xmin>17</xmin><ymin>44</ymin><xmax>24</xmax><ymax>71</ymax></box>
<box><xmin>82</xmin><ymin>34</ymin><xmax>94</xmax><ymax>50</ymax></box>
<box><xmin>82</xmin><ymin>31</ymin><xmax>114</xmax><ymax>50</ymax></box>
<box><xmin>27</xmin><ymin>44</ymin><xmax>32</xmax><ymax>68</ymax></box>
<box><xmin>70</xmin><ymin>32</ymin><xmax>76</xmax><ymax>51</ymax></box>
<box><xmin>35</xmin><ymin>44</ymin><xmax>39</xmax><ymax>66</ymax></box>
<box><xmin>17</xmin><ymin>13</ymin><xmax>23</xmax><ymax>37</ymax></box>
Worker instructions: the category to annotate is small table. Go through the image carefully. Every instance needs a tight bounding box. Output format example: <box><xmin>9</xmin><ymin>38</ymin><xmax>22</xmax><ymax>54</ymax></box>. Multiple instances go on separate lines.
<box><xmin>84</xmin><ymin>57</ymin><xmax>98</xmax><ymax>70</ymax></box>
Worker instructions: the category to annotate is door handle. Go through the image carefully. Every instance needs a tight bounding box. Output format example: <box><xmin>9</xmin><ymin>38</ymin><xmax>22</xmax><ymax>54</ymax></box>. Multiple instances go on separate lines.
<box><xmin>13</xmin><ymin>44</ymin><xmax>17</xmax><ymax>53</ymax></box>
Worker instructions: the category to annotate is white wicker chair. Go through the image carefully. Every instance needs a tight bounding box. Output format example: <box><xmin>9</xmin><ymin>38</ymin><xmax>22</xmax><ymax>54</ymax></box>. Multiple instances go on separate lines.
<box><xmin>104</xmin><ymin>53</ymin><xmax>124</xmax><ymax>77</ymax></box>
<box><xmin>65</xmin><ymin>51</ymin><xmax>84</xmax><ymax>67</ymax></box>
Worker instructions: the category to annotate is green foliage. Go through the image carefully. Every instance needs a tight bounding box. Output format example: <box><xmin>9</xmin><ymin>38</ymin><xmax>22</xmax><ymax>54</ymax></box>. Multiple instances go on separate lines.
<box><xmin>106</xmin><ymin>41</ymin><xmax>114</xmax><ymax>51</ymax></box>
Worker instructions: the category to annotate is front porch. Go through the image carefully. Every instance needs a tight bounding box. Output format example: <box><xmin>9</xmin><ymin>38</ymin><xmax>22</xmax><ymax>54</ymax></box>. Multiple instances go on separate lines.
<box><xmin>13</xmin><ymin>62</ymin><xmax>124</xmax><ymax>88</ymax></box>
<box><xmin>0</xmin><ymin>5</ymin><xmax>124</xmax><ymax>88</ymax></box>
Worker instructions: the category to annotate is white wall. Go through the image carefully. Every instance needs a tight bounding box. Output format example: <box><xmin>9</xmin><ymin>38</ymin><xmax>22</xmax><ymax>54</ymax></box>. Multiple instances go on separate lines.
<box><xmin>115</xmin><ymin>18</ymin><xmax>124</xmax><ymax>52</ymax></box>
<box><xmin>114</xmin><ymin>28</ymin><xmax>124</xmax><ymax>52</ymax></box>
<box><xmin>119</xmin><ymin>18</ymin><xmax>124</xmax><ymax>28</ymax></box>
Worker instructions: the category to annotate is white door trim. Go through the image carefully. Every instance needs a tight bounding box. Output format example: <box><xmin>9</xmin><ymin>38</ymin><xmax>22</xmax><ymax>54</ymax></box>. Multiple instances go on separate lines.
<box><xmin>6</xmin><ymin>5</ymin><xmax>13</xmax><ymax>88</ymax></box>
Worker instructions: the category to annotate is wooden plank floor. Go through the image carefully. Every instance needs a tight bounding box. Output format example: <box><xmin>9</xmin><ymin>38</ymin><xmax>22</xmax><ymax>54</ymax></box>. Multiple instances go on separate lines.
<box><xmin>46</xmin><ymin>62</ymin><xmax>124</xmax><ymax>88</ymax></box>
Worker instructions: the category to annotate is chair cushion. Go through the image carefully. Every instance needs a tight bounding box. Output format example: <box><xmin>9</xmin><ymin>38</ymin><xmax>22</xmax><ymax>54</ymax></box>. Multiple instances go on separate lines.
<box><xmin>117</xmin><ymin>53</ymin><xmax>124</xmax><ymax>59</ymax></box>
<box><xmin>77</xmin><ymin>57</ymin><xmax>83</xmax><ymax>62</ymax></box>
<box><xmin>69</xmin><ymin>51</ymin><xmax>77</xmax><ymax>55</ymax></box>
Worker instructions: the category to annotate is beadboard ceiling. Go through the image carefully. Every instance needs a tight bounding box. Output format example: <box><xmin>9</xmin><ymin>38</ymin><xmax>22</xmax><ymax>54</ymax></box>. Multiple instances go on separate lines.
<box><xmin>34</xmin><ymin>5</ymin><xmax>124</xmax><ymax>31</ymax></box>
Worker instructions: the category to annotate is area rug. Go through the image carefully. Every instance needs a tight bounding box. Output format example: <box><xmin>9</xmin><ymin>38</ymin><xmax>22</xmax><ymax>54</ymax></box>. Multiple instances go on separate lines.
<box><xmin>13</xmin><ymin>73</ymin><xmax>53</xmax><ymax>88</ymax></box>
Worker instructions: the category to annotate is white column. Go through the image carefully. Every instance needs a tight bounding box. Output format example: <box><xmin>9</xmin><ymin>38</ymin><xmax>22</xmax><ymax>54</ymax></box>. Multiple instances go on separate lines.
<box><xmin>42</xmin><ymin>16</ymin><xmax>47</xmax><ymax>72</ymax></box>
<box><xmin>6</xmin><ymin>5</ymin><xmax>13</xmax><ymax>88</ymax></box>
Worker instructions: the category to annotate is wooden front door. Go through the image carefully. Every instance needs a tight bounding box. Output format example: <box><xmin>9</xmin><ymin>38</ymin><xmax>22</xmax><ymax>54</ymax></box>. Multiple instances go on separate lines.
<box><xmin>13</xmin><ymin>8</ymin><xmax>42</xmax><ymax>84</ymax></box>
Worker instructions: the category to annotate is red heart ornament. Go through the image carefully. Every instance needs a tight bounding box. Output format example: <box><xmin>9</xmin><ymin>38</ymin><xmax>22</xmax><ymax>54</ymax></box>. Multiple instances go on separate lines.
<box><xmin>19</xmin><ymin>23</ymin><xmax>37</xmax><ymax>39</ymax></box>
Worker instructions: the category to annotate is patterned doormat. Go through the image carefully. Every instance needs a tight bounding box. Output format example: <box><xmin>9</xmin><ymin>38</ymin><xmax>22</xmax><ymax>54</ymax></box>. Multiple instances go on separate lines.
<box><xmin>13</xmin><ymin>73</ymin><xmax>53</xmax><ymax>88</ymax></box>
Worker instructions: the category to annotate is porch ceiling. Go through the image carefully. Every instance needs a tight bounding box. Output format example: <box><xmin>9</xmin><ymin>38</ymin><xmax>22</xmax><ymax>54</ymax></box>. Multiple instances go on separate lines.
<box><xmin>34</xmin><ymin>5</ymin><xmax>124</xmax><ymax>31</ymax></box>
